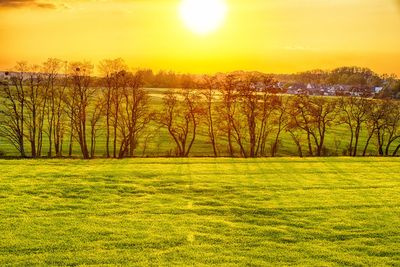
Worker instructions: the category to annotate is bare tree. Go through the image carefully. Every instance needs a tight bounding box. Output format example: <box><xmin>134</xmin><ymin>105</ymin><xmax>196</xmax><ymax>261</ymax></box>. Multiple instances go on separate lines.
<box><xmin>111</xmin><ymin>70</ymin><xmax>128</xmax><ymax>158</ymax></box>
<box><xmin>30</xmin><ymin>59</ymin><xmax>62</xmax><ymax>157</ymax></box>
<box><xmin>339</xmin><ymin>96</ymin><xmax>370</xmax><ymax>156</ymax></box>
<box><xmin>42</xmin><ymin>58</ymin><xmax>64</xmax><ymax>157</ymax></box>
<box><xmin>287</xmin><ymin>126</ymin><xmax>304</xmax><ymax>157</ymax></box>
<box><xmin>370</xmin><ymin>99</ymin><xmax>400</xmax><ymax>156</ymax></box>
<box><xmin>201</xmin><ymin>76</ymin><xmax>219</xmax><ymax>157</ymax></box>
<box><xmin>117</xmin><ymin>72</ymin><xmax>151</xmax><ymax>158</ymax></box>
<box><xmin>89</xmin><ymin>97</ymin><xmax>104</xmax><ymax>158</ymax></box>
<box><xmin>286</xmin><ymin>96</ymin><xmax>305</xmax><ymax>157</ymax></box>
<box><xmin>237</xmin><ymin>74</ymin><xmax>277</xmax><ymax>157</ymax></box>
<box><xmin>52</xmin><ymin>61</ymin><xmax>69</xmax><ymax>157</ymax></box>
<box><xmin>0</xmin><ymin>62</ymin><xmax>28</xmax><ymax>157</ymax></box>
<box><xmin>216</xmin><ymin>73</ymin><xmax>278</xmax><ymax>158</ymax></box>
<box><xmin>382</xmin><ymin>101</ymin><xmax>400</xmax><ymax>156</ymax></box>
<box><xmin>24</xmin><ymin>64</ymin><xmax>46</xmax><ymax>158</ymax></box>
<box><xmin>290</xmin><ymin>95</ymin><xmax>314</xmax><ymax>156</ymax></box>
<box><xmin>365</xmin><ymin>99</ymin><xmax>400</xmax><ymax>156</ymax></box>
<box><xmin>98</xmin><ymin>58</ymin><xmax>127</xmax><ymax>158</ymax></box>
<box><xmin>218</xmin><ymin>74</ymin><xmax>238</xmax><ymax>156</ymax></box>
<box><xmin>238</xmin><ymin>75</ymin><xmax>260</xmax><ymax>158</ymax></box>
<box><xmin>309</xmin><ymin>97</ymin><xmax>338</xmax><ymax>156</ymax></box>
<box><xmin>362</xmin><ymin>100</ymin><xmax>387</xmax><ymax>156</ymax></box>
<box><xmin>271</xmin><ymin>96</ymin><xmax>290</xmax><ymax>157</ymax></box>
<box><xmin>388</xmin><ymin>101</ymin><xmax>400</xmax><ymax>156</ymax></box>
<box><xmin>65</xmin><ymin>61</ymin><xmax>94</xmax><ymax>159</ymax></box>
<box><xmin>290</xmin><ymin>95</ymin><xmax>338</xmax><ymax>156</ymax></box>
<box><xmin>158</xmin><ymin>88</ymin><xmax>203</xmax><ymax>157</ymax></box>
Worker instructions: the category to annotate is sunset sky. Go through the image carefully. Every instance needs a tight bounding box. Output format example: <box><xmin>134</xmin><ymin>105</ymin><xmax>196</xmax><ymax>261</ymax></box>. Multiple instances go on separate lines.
<box><xmin>1</xmin><ymin>0</ymin><xmax>400</xmax><ymax>75</ymax></box>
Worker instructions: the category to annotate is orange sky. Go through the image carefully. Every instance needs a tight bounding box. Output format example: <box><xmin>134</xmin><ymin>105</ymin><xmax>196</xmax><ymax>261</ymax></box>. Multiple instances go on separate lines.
<box><xmin>1</xmin><ymin>0</ymin><xmax>400</xmax><ymax>75</ymax></box>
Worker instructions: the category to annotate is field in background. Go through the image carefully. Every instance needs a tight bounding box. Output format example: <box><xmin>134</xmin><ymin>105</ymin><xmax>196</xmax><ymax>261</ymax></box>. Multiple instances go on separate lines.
<box><xmin>1</xmin><ymin>88</ymin><xmax>398</xmax><ymax>158</ymax></box>
<box><xmin>0</xmin><ymin>158</ymin><xmax>399</xmax><ymax>265</ymax></box>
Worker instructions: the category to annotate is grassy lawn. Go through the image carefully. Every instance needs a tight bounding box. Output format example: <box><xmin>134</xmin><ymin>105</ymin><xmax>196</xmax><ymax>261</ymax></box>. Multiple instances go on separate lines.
<box><xmin>0</xmin><ymin>158</ymin><xmax>399</xmax><ymax>266</ymax></box>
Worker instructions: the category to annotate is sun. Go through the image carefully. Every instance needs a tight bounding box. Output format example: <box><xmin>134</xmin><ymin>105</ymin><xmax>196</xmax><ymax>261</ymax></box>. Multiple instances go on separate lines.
<box><xmin>179</xmin><ymin>0</ymin><xmax>228</xmax><ymax>35</ymax></box>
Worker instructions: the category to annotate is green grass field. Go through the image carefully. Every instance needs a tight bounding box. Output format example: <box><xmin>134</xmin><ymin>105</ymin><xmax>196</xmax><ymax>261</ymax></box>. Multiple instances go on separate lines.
<box><xmin>0</xmin><ymin>158</ymin><xmax>399</xmax><ymax>266</ymax></box>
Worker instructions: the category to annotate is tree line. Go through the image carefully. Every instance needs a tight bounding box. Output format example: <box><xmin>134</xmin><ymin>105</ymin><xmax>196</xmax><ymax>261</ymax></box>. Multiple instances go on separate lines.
<box><xmin>0</xmin><ymin>59</ymin><xmax>399</xmax><ymax>158</ymax></box>
<box><xmin>138</xmin><ymin>66</ymin><xmax>400</xmax><ymax>98</ymax></box>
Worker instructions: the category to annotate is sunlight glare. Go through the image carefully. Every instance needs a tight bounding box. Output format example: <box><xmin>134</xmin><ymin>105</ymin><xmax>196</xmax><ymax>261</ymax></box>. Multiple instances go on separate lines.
<box><xmin>179</xmin><ymin>0</ymin><xmax>228</xmax><ymax>35</ymax></box>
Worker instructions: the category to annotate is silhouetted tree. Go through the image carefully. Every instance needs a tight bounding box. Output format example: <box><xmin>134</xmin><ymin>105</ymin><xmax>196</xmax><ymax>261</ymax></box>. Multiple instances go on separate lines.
<box><xmin>290</xmin><ymin>95</ymin><xmax>338</xmax><ymax>156</ymax></box>
<box><xmin>0</xmin><ymin>62</ymin><xmax>28</xmax><ymax>157</ymax></box>
<box><xmin>117</xmin><ymin>72</ymin><xmax>151</xmax><ymax>158</ymax></box>
<box><xmin>158</xmin><ymin>88</ymin><xmax>203</xmax><ymax>157</ymax></box>
<box><xmin>65</xmin><ymin>61</ymin><xmax>94</xmax><ymax>159</ymax></box>
<box><xmin>89</xmin><ymin>97</ymin><xmax>103</xmax><ymax>158</ymax></box>
<box><xmin>99</xmin><ymin>58</ymin><xmax>127</xmax><ymax>158</ymax></box>
<box><xmin>43</xmin><ymin>58</ymin><xmax>64</xmax><ymax>157</ymax></box>
<box><xmin>201</xmin><ymin>76</ymin><xmax>219</xmax><ymax>157</ymax></box>
<box><xmin>218</xmin><ymin>74</ymin><xmax>240</xmax><ymax>156</ymax></box>
<box><xmin>271</xmin><ymin>96</ymin><xmax>290</xmax><ymax>157</ymax></box>
<box><xmin>339</xmin><ymin>96</ymin><xmax>370</xmax><ymax>156</ymax></box>
<box><xmin>24</xmin><ymin>64</ymin><xmax>46</xmax><ymax>158</ymax></box>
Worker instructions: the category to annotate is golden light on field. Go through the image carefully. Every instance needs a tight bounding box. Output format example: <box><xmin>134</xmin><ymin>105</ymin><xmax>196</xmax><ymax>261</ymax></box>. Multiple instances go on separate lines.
<box><xmin>179</xmin><ymin>0</ymin><xmax>228</xmax><ymax>35</ymax></box>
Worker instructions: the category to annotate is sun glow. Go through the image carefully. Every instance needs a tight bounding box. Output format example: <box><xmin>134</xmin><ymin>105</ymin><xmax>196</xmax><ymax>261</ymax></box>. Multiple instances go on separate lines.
<box><xmin>179</xmin><ymin>0</ymin><xmax>228</xmax><ymax>35</ymax></box>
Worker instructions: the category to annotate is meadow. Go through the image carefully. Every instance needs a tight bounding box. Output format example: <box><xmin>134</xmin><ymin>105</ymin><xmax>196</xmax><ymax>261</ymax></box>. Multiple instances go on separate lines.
<box><xmin>0</xmin><ymin>157</ymin><xmax>399</xmax><ymax>265</ymax></box>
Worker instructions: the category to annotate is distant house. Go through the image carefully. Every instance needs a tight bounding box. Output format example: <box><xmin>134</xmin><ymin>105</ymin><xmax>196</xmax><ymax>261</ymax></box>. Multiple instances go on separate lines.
<box><xmin>350</xmin><ymin>91</ymin><xmax>361</xmax><ymax>97</ymax></box>
<box><xmin>306</xmin><ymin>83</ymin><xmax>322</xmax><ymax>95</ymax></box>
<box><xmin>374</xmin><ymin>87</ymin><xmax>383</xmax><ymax>94</ymax></box>
<box><xmin>287</xmin><ymin>83</ymin><xmax>306</xmax><ymax>95</ymax></box>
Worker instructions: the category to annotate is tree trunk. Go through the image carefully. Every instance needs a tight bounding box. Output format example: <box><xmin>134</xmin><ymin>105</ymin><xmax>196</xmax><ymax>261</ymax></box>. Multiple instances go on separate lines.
<box><xmin>307</xmin><ymin>132</ymin><xmax>313</xmax><ymax>156</ymax></box>
<box><xmin>106</xmin><ymin>108</ymin><xmax>110</xmax><ymax>158</ymax></box>
<box><xmin>353</xmin><ymin>125</ymin><xmax>361</xmax><ymax>157</ymax></box>
<box><xmin>68</xmin><ymin>128</ymin><xmax>73</xmax><ymax>157</ymax></box>
<box><xmin>392</xmin><ymin>143</ymin><xmax>400</xmax><ymax>156</ymax></box>
<box><xmin>363</xmin><ymin>131</ymin><xmax>374</xmax><ymax>156</ymax></box>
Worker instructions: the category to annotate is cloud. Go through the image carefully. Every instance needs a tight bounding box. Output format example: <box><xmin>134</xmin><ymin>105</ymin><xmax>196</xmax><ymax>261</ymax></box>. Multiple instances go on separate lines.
<box><xmin>0</xmin><ymin>0</ymin><xmax>57</xmax><ymax>9</ymax></box>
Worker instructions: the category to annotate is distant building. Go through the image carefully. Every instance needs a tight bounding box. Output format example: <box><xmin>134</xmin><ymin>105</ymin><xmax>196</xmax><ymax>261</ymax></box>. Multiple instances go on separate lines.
<box><xmin>374</xmin><ymin>87</ymin><xmax>383</xmax><ymax>94</ymax></box>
